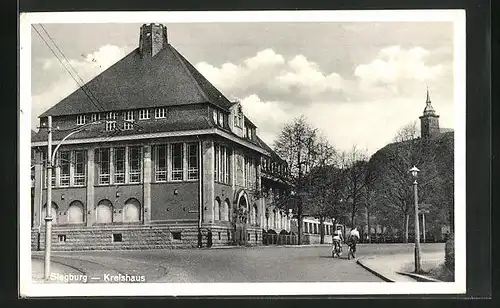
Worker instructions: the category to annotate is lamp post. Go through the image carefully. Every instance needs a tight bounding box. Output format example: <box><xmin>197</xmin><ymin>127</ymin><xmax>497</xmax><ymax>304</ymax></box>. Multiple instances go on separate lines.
<box><xmin>409</xmin><ymin>165</ymin><xmax>422</xmax><ymax>273</ymax></box>
<box><xmin>42</xmin><ymin>117</ymin><xmax>101</xmax><ymax>280</ymax></box>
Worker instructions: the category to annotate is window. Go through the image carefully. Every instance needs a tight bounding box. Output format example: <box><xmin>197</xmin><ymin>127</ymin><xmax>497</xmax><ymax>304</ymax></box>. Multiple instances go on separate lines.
<box><xmin>114</xmin><ymin>148</ymin><xmax>125</xmax><ymax>184</ymax></box>
<box><xmin>59</xmin><ymin>151</ymin><xmax>70</xmax><ymax>187</ymax></box>
<box><xmin>68</xmin><ymin>201</ymin><xmax>84</xmax><ymax>224</ymax></box>
<box><xmin>215</xmin><ymin>198</ymin><xmax>221</xmax><ymax>221</ymax></box>
<box><xmin>139</xmin><ymin>109</ymin><xmax>150</xmax><ymax>120</ymax></box>
<box><xmin>90</xmin><ymin>113</ymin><xmax>98</xmax><ymax>122</ymax></box>
<box><xmin>213</xmin><ymin>109</ymin><xmax>218</xmax><ymax>124</ymax></box>
<box><xmin>155</xmin><ymin>108</ymin><xmax>166</xmax><ymax>119</ymax></box>
<box><xmin>112</xmin><ymin>233</ymin><xmax>122</xmax><ymax>242</ymax></box>
<box><xmin>245</xmin><ymin>126</ymin><xmax>251</xmax><ymax>139</ymax></box>
<box><xmin>218</xmin><ymin>112</ymin><xmax>224</xmax><ymax>127</ymax></box>
<box><xmin>154</xmin><ymin>145</ymin><xmax>168</xmax><ymax>182</ymax></box>
<box><xmin>76</xmin><ymin>115</ymin><xmax>86</xmax><ymax>125</ymax></box>
<box><xmin>123</xmin><ymin>111</ymin><xmax>134</xmax><ymax>130</ymax></box>
<box><xmin>214</xmin><ymin>144</ymin><xmax>230</xmax><ymax>184</ymax></box>
<box><xmin>244</xmin><ymin>156</ymin><xmax>256</xmax><ymax>189</ymax></box>
<box><xmin>106</xmin><ymin>112</ymin><xmax>117</xmax><ymax>120</ymax></box>
<box><xmin>171</xmin><ymin>143</ymin><xmax>183</xmax><ymax>181</ymax></box>
<box><xmin>96</xmin><ymin>148</ymin><xmax>110</xmax><ymax>185</ymax></box>
<box><xmin>73</xmin><ymin>150</ymin><xmax>86</xmax><ymax>186</ymax></box>
<box><xmin>234</xmin><ymin>115</ymin><xmax>239</xmax><ymax>127</ymax></box>
<box><xmin>129</xmin><ymin>147</ymin><xmax>142</xmax><ymax>183</ymax></box>
<box><xmin>171</xmin><ymin>231</ymin><xmax>182</xmax><ymax>240</ymax></box>
<box><xmin>187</xmin><ymin>143</ymin><xmax>199</xmax><ymax>180</ymax></box>
<box><xmin>105</xmin><ymin>112</ymin><xmax>117</xmax><ymax>131</ymax></box>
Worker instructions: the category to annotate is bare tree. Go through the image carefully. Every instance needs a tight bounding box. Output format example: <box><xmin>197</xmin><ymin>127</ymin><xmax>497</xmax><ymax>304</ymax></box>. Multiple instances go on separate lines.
<box><xmin>302</xmin><ymin>138</ymin><xmax>341</xmax><ymax>243</ymax></box>
<box><xmin>371</xmin><ymin>121</ymin><xmax>439</xmax><ymax>242</ymax></box>
<box><xmin>340</xmin><ymin>145</ymin><xmax>369</xmax><ymax>229</ymax></box>
<box><xmin>273</xmin><ymin>116</ymin><xmax>319</xmax><ymax>245</ymax></box>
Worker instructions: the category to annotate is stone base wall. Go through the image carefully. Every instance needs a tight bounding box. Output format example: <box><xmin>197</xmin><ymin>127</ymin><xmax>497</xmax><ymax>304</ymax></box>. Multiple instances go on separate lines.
<box><xmin>31</xmin><ymin>224</ymin><xmax>263</xmax><ymax>251</ymax></box>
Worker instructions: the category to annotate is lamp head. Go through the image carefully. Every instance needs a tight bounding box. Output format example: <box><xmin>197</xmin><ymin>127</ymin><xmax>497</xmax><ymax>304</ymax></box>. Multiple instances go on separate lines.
<box><xmin>409</xmin><ymin>166</ymin><xmax>420</xmax><ymax>178</ymax></box>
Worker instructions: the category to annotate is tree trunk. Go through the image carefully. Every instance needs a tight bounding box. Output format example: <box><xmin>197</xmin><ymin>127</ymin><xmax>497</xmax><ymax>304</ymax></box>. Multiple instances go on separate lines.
<box><xmin>297</xmin><ymin>207</ymin><xmax>302</xmax><ymax>246</ymax></box>
<box><xmin>404</xmin><ymin>213</ymin><xmax>409</xmax><ymax>243</ymax></box>
<box><xmin>319</xmin><ymin>217</ymin><xmax>325</xmax><ymax>244</ymax></box>
<box><xmin>367</xmin><ymin>207</ymin><xmax>371</xmax><ymax>243</ymax></box>
<box><xmin>351</xmin><ymin>198</ymin><xmax>356</xmax><ymax>229</ymax></box>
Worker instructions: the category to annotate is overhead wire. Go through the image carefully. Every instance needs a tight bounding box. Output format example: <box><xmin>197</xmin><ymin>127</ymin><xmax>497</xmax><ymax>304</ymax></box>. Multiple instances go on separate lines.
<box><xmin>33</xmin><ymin>24</ymin><xmax>144</xmax><ymax>132</ymax></box>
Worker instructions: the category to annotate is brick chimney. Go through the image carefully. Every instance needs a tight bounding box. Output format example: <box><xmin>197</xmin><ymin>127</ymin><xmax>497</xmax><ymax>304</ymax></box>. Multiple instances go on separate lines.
<box><xmin>139</xmin><ymin>23</ymin><xmax>168</xmax><ymax>57</ymax></box>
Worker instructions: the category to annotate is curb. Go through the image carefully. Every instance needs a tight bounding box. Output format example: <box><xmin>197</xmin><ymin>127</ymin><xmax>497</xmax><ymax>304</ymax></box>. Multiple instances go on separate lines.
<box><xmin>356</xmin><ymin>258</ymin><xmax>394</xmax><ymax>282</ymax></box>
<box><xmin>396</xmin><ymin>271</ymin><xmax>442</xmax><ymax>282</ymax></box>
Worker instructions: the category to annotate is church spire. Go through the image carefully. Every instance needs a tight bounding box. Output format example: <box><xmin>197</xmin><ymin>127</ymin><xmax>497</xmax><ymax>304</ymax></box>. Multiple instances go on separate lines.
<box><xmin>423</xmin><ymin>86</ymin><xmax>436</xmax><ymax>116</ymax></box>
<box><xmin>419</xmin><ymin>86</ymin><xmax>440</xmax><ymax>139</ymax></box>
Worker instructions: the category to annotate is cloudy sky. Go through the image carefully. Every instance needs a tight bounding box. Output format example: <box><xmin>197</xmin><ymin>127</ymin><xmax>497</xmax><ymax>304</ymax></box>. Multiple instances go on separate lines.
<box><xmin>31</xmin><ymin>22</ymin><xmax>455</xmax><ymax>155</ymax></box>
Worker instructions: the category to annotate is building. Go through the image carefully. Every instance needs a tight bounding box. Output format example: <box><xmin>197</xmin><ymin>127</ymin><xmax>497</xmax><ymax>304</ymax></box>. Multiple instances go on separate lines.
<box><xmin>290</xmin><ymin>216</ymin><xmax>335</xmax><ymax>244</ymax></box>
<box><xmin>31</xmin><ymin>24</ymin><xmax>291</xmax><ymax>251</ymax></box>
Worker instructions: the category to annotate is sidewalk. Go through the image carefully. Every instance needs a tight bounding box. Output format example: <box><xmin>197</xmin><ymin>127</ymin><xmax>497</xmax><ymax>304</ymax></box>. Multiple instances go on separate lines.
<box><xmin>356</xmin><ymin>251</ymin><xmax>445</xmax><ymax>282</ymax></box>
<box><xmin>32</xmin><ymin>257</ymin><xmax>86</xmax><ymax>283</ymax></box>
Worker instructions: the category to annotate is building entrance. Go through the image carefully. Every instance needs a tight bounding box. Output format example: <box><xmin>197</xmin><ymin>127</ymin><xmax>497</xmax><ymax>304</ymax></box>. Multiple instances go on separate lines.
<box><xmin>231</xmin><ymin>190</ymin><xmax>249</xmax><ymax>246</ymax></box>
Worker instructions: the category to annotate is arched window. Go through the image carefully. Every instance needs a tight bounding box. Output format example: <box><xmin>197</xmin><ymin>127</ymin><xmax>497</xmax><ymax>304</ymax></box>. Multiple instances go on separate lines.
<box><xmin>123</xmin><ymin>198</ymin><xmax>141</xmax><ymax>222</ymax></box>
<box><xmin>273</xmin><ymin>209</ymin><xmax>277</xmax><ymax>229</ymax></box>
<box><xmin>214</xmin><ymin>198</ymin><xmax>221</xmax><ymax>221</ymax></box>
<box><xmin>42</xmin><ymin>202</ymin><xmax>58</xmax><ymax>225</ymax></box>
<box><xmin>67</xmin><ymin>201</ymin><xmax>84</xmax><ymax>224</ymax></box>
<box><xmin>96</xmin><ymin>199</ymin><xmax>113</xmax><ymax>223</ymax></box>
<box><xmin>253</xmin><ymin>204</ymin><xmax>258</xmax><ymax>225</ymax></box>
<box><xmin>224</xmin><ymin>199</ymin><xmax>230</xmax><ymax>221</ymax></box>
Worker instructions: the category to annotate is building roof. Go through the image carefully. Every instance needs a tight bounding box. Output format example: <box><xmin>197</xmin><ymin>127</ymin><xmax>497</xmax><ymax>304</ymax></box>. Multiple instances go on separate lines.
<box><xmin>40</xmin><ymin>44</ymin><xmax>234</xmax><ymax>118</ymax></box>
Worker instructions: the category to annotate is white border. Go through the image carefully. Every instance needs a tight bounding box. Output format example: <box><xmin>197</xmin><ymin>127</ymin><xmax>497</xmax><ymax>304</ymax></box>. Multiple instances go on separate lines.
<box><xmin>19</xmin><ymin>10</ymin><xmax>466</xmax><ymax>297</ymax></box>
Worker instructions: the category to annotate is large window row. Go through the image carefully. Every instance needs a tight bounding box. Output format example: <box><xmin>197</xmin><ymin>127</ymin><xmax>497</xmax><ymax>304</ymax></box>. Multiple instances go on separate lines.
<box><xmin>153</xmin><ymin>142</ymin><xmax>199</xmax><ymax>182</ymax></box>
<box><xmin>44</xmin><ymin>150</ymin><xmax>86</xmax><ymax>188</ymax></box>
<box><xmin>96</xmin><ymin>147</ymin><xmax>143</xmax><ymax>185</ymax></box>
<box><xmin>214</xmin><ymin>144</ymin><xmax>230</xmax><ymax>184</ymax></box>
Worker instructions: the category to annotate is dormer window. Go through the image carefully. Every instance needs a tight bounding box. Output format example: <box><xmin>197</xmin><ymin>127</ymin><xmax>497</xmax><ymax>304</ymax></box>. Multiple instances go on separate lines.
<box><xmin>123</xmin><ymin>111</ymin><xmax>134</xmax><ymax>130</ymax></box>
<box><xmin>155</xmin><ymin>107</ymin><xmax>166</xmax><ymax>119</ymax></box>
<box><xmin>76</xmin><ymin>115</ymin><xmax>86</xmax><ymax>125</ymax></box>
<box><xmin>106</xmin><ymin>112</ymin><xmax>117</xmax><ymax>120</ymax></box>
<box><xmin>105</xmin><ymin>112</ymin><xmax>117</xmax><ymax>131</ymax></box>
<box><xmin>139</xmin><ymin>109</ymin><xmax>150</xmax><ymax>120</ymax></box>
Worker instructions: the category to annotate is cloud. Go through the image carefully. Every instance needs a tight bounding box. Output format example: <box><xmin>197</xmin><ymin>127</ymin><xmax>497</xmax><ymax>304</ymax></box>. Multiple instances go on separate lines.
<box><xmin>195</xmin><ymin>45</ymin><xmax>452</xmax><ymax>154</ymax></box>
<box><xmin>353</xmin><ymin>46</ymin><xmax>445</xmax><ymax>99</ymax></box>
<box><xmin>31</xmin><ymin>45</ymin><xmax>127</xmax><ymax>127</ymax></box>
<box><xmin>238</xmin><ymin>94</ymin><xmax>293</xmax><ymax>145</ymax></box>
<box><xmin>196</xmin><ymin>49</ymin><xmax>345</xmax><ymax>104</ymax></box>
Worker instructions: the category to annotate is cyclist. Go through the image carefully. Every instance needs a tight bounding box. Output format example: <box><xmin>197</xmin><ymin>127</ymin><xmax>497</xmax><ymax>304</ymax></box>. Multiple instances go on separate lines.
<box><xmin>348</xmin><ymin>227</ymin><xmax>360</xmax><ymax>259</ymax></box>
<box><xmin>332</xmin><ymin>226</ymin><xmax>344</xmax><ymax>256</ymax></box>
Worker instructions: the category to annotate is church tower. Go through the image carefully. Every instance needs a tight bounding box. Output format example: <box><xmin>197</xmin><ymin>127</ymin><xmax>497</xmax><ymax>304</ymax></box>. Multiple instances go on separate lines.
<box><xmin>139</xmin><ymin>23</ymin><xmax>168</xmax><ymax>57</ymax></box>
<box><xmin>419</xmin><ymin>88</ymin><xmax>440</xmax><ymax>139</ymax></box>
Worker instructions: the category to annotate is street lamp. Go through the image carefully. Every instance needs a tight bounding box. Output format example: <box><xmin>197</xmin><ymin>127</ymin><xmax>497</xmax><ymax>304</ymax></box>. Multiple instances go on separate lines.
<box><xmin>409</xmin><ymin>165</ymin><xmax>422</xmax><ymax>273</ymax></box>
<box><xmin>42</xmin><ymin>117</ymin><xmax>101</xmax><ymax>280</ymax></box>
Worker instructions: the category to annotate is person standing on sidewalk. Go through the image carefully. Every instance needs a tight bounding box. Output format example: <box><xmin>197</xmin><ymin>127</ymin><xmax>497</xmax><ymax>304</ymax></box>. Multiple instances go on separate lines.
<box><xmin>348</xmin><ymin>227</ymin><xmax>360</xmax><ymax>259</ymax></box>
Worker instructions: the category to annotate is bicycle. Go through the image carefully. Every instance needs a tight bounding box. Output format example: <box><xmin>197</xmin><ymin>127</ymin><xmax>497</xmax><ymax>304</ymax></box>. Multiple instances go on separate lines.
<box><xmin>331</xmin><ymin>240</ymin><xmax>343</xmax><ymax>258</ymax></box>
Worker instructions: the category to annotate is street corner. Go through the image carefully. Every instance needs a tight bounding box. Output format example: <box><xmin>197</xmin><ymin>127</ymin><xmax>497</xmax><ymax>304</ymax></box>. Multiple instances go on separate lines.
<box><xmin>31</xmin><ymin>257</ymin><xmax>87</xmax><ymax>284</ymax></box>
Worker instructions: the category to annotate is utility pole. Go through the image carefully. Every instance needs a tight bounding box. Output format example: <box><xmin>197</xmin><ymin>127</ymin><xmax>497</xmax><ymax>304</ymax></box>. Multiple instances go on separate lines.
<box><xmin>44</xmin><ymin>116</ymin><xmax>53</xmax><ymax>280</ymax></box>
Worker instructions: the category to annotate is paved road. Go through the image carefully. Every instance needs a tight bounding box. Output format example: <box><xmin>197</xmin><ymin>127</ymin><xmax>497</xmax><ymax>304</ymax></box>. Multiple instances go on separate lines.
<box><xmin>32</xmin><ymin>243</ymin><xmax>444</xmax><ymax>283</ymax></box>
